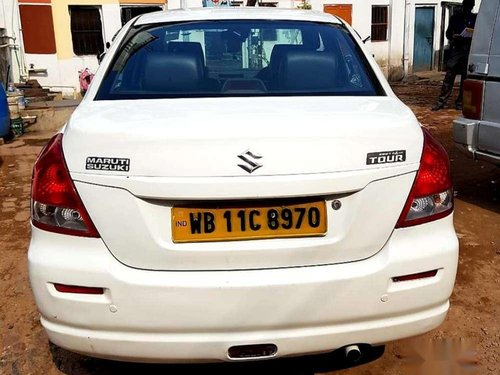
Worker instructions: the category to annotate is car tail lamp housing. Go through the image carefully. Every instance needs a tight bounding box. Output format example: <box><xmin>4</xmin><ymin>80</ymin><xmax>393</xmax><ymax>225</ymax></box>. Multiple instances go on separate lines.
<box><xmin>31</xmin><ymin>133</ymin><xmax>99</xmax><ymax>237</ymax></box>
<box><xmin>462</xmin><ymin>79</ymin><xmax>484</xmax><ymax>120</ymax></box>
<box><xmin>396</xmin><ymin>129</ymin><xmax>453</xmax><ymax>228</ymax></box>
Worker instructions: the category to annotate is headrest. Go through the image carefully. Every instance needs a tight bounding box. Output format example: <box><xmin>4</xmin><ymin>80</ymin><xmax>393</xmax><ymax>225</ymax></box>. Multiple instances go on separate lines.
<box><xmin>142</xmin><ymin>52</ymin><xmax>203</xmax><ymax>92</ymax></box>
<box><xmin>269</xmin><ymin>44</ymin><xmax>304</xmax><ymax>67</ymax></box>
<box><xmin>278</xmin><ymin>50</ymin><xmax>337</xmax><ymax>91</ymax></box>
<box><xmin>166</xmin><ymin>42</ymin><xmax>205</xmax><ymax>65</ymax></box>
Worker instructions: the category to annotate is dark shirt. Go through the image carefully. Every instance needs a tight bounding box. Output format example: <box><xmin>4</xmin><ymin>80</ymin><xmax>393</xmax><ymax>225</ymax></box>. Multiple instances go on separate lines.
<box><xmin>446</xmin><ymin>11</ymin><xmax>477</xmax><ymax>50</ymax></box>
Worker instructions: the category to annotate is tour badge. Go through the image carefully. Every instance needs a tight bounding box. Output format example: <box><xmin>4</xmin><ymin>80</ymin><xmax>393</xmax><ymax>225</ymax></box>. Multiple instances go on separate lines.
<box><xmin>366</xmin><ymin>150</ymin><xmax>406</xmax><ymax>165</ymax></box>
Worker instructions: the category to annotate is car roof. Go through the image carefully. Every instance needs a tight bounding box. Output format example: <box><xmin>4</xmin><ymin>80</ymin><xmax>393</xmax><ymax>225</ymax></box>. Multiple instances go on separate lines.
<box><xmin>135</xmin><ymin>7</ymin><xmax>343</xmax><ymax>26</ymax></box>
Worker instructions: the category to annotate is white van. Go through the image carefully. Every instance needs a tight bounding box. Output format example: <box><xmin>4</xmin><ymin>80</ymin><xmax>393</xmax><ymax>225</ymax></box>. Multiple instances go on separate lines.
<box><xmin>454</xmin><ymin>0</ymin><xmax>500</xmax><ymax>165</ymax></box>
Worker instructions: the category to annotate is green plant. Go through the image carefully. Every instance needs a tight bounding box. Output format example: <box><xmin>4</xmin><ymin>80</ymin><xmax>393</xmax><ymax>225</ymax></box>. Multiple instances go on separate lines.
<box><xmin>297</xmin><ymin>0</ymin><xmax>312</xmax><ymax>9</ymax></box>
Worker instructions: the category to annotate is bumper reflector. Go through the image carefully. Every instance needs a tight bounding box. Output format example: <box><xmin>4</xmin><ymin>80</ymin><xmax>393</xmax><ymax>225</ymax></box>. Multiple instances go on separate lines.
<box><xmin>392</xmin><ymin>270</ymin><xmax>438</xmax><ymax>283</ymax></box>
<box><xmin>54</xmin><ymin>283</ymin><xmax>104</xmax><ymax>295</ymax></box>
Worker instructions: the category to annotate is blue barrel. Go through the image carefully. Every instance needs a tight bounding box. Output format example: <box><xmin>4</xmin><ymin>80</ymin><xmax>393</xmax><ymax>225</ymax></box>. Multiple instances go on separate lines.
<box><xmin>0</xmin><ymin>84</ymin><xmax>10</xmax><ymax>138</ymax></box>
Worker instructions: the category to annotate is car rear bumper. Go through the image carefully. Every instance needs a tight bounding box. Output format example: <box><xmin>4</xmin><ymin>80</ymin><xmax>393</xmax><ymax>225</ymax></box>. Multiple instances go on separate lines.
<box><xmin>40</xmin><ymin>303</ymin><xmax>448</xmax><ymax>363</ymax></box>
<box><xmin>453</xmin><ymin>117</ymin><xmax>500</xmax><ymax>165</ymax></box>
<box><xmin>28</xmin><ymin>215</ymin><xmax>458</xmax><ymax>363</ymax></box>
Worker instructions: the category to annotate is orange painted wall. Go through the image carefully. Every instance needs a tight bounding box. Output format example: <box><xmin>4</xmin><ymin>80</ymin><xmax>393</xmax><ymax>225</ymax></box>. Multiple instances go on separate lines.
<box><xmin>19</xmin><ymin>4</ymin><xmax>57</xmax><ymax>53</ymax></box>
<box><xmin>18</xmin><ymin>0</ymin><xmax>51</xmax><ymax>3</ymax></box>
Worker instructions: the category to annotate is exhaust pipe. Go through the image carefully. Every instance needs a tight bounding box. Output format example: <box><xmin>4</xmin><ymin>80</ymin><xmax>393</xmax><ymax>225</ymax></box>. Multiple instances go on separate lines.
<box><xmin>344</xmin><ymin>345</ymin><xmax>362</xmax><ymax>362</ymax></box>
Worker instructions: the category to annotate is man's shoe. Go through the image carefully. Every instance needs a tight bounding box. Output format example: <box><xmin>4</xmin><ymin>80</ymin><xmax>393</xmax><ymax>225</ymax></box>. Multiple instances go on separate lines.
<box><xmin>432</xmin><ymin>103</ymin><xmax>445</xmax><ymax>111</ymax></box>
<box><xmin>455</xmin><ymin>102</ymin><xmax>463</xmax><ymax>110</ymax></box>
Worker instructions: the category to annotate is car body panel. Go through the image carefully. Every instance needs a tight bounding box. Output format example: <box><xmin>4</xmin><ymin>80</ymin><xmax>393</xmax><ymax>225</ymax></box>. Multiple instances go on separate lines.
<box><xmin>479</xmin><ymin>82</ymin><xmax>500</xmax><ymax>155</ymax></box>
<box><xmin>63</xmin><ymin>95</ymin><xmax>422</xmax><ymax>271</ymax></box>
<box><xmin>456</xmin><ymin>0</ymin><xmax>500</xmax><ymax>163</ymax></box>
<box><xmin>63</xmin><ymin>97</ymin><xmax>421</xmax><ymax>178</ymax></box>
<box><xmin>28</xmin><ymin>8</ymin><xmax>458</xmax><ymax>362</ymax></box>
<box><xmin>74</xmin><ymin>171</ymin><xmax>415</xmax><ymax>271</ymax></box>
<box><xmin>136</xmin><ymin>8</ymin><xmax>343</xmax><ymax>26</ymax></box>
<box><xmin>28</xmin><ymin>214</ymin><xmax>458</xmax><ymax>362</ymax></box>
<box><xmin>467</xmin><ymin>0</ymin><xmax>498</xmax><ymax>77</ymax></box>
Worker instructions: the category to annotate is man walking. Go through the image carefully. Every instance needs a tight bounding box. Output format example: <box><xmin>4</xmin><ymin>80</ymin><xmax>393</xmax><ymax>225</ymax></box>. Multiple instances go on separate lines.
<box><xmin>432</xmin><ymin>0</ymin><xmax>476</xmax><ymax>111</ymax></box>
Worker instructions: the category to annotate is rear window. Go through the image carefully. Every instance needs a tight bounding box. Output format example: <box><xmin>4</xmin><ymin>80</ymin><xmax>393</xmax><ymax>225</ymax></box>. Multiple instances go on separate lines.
<box><xmin>96</xmin><ymin>20</ymin><xmax>383</xmax><ymax>100</ymax></box>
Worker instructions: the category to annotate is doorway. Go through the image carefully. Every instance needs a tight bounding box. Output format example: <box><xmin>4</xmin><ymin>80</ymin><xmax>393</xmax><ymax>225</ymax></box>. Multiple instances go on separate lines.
<box><xmin>413</xmin><ymin>7</ymin><xmax>435</xmax><ymax>72</ymax></box>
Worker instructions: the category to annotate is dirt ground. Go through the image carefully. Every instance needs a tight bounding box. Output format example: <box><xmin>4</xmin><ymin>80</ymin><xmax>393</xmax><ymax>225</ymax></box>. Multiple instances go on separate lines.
<box><xmin>1</xmin><ymin>83</ymin><xmax>499</xmax><ymax>375</ymax></box>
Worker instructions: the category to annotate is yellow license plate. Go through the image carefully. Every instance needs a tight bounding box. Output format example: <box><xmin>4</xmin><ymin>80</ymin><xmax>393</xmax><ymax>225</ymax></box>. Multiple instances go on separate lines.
<box><xmin>172</xmin><ymin>200</ymin><xmax>327</xmax><ymax>243</ymax></box>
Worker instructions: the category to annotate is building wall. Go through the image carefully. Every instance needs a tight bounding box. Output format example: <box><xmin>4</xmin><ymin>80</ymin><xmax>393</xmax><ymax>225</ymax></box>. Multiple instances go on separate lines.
<box><xmin>308</xmin><ymin>0</ymin><xmax>480</xmax><ymax>77</ymax></box>
<box><xmin>168</xmin><ymin>0</ymin><xmax>479</xmax><ymax>81</ymax></box>
<box><xmin>1</xmin><ymin>0</ymin><xmax>28</xmax><ymax>85</ymax></box>
<box><xmin>48</xmin><ymin>1</ymin><xmax>120</xmax><ymax>93</ymax></box>
<box><xmin>51</xmin><ymin>0</ymin><xmax>118</xmax><ymax>60</ymax></box>
<box><xmin>3</xmin><ymin>0</ymin><xmax>482</xmax><ymax>91</ymax></box>
<box><xmin>6</xmin><ymin>0</ymin><xmax>165</xmax><ymax>94</ymax></box>
<box><xmin>21</xmin><ymin>0</ymin><xmax>119</xmax><ymax>94</ymax></box>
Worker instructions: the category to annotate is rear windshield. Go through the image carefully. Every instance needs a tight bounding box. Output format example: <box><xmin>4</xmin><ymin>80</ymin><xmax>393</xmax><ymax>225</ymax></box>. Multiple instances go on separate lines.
<box><xmin>96</xmin><ymin>20</ymin><xmax>383</xmax><ymax>100</ymax></box>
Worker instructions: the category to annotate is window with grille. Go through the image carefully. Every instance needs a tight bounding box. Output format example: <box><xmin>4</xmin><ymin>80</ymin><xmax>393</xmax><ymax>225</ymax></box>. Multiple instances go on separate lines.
<box><xmin>70</xmin><ymin>6</ymin><xmax>104</xmax><ymax>56</ymax></box>
<box><xmin>371</xmin><ymin>6</ymin><xmax>389</xmax><ymax>42</ymax></box>
<box><xmin>121</xmin><ymin>6</ymin><xmax>163</xmax><ymax>26</ymax></box>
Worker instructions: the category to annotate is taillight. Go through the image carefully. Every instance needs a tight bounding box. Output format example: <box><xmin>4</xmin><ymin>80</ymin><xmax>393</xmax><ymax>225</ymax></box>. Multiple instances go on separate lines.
<box><xmin>396</xmin><ymin>129</ymin><xmax>453</xmax><ymax>228</ymax></box>
<box><xmin>462</xmin><ymin>79</ymin><xmax>484</xmax><ymax>120</ymax></box>
<box><xmin>31</xmin><ymin>133</ymin><xmax>99</xmax><ymax>237</ymax></box>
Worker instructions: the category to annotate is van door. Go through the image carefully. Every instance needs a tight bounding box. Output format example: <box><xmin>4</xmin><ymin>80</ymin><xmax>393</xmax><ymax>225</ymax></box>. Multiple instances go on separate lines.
<box><xmin>471</xmin><ymin>0</ymin><xmax>500</xmax><ymax>156</ymax></box>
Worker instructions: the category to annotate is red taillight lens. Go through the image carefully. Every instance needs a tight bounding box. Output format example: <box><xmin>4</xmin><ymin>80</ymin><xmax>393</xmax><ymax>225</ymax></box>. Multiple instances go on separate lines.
<box><xmin>54</xmin><ymin>283</ymin><xmax>104</xmax><ymax>295</ymax></box>
<box><xmin>31</xmin><ymin>134</ymin><xmax>99</xmax><ymax>237</ymax></box>
<box><xmin>392</xmin><ymin>270</ymin><xmax>438</xmax><ymax>282</ymax></box>
<box><xmin>462</xmin><ymin>79</ymin><xmax>484</xmax><ymax>120</ymax></box>
<box><xmin>396</xmin><ymin>129</ymin><xmax>453</xmax><ymax>228</ymax></box>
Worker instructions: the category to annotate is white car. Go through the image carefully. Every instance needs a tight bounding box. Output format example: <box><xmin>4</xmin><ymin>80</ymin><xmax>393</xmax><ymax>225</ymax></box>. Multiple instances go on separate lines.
<box><xmin>28</xmin><ymin>8</ymin><xmax>458</xmax><ymax>364</ymax></box>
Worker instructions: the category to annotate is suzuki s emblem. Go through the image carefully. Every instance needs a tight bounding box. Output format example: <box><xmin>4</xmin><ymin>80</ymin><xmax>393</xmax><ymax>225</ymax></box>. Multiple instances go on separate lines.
<box><xmin>237</xmin><ymin>149</ymin><xmax>263</xmax><ymax>173</ymax></box>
